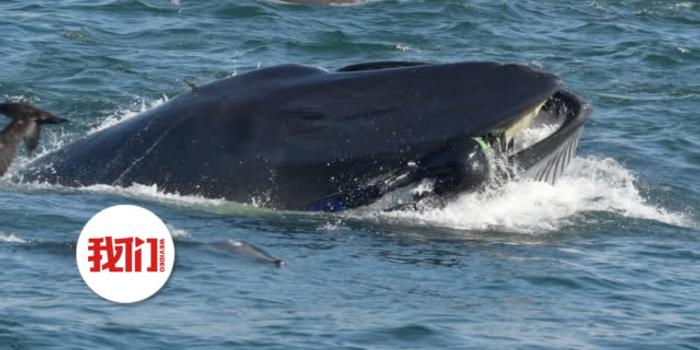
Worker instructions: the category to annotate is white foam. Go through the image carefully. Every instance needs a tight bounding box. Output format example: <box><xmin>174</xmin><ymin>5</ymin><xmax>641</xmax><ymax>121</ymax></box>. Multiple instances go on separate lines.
<box><xmin>6</xmin><ymin>156</ymin><xmax>694</xmax><ymax>234</ymax></box>
<box><xmin>673</xmin><ymin>2</ymin><xmax>694</xmax><ymax>10</ymax></box>
<box><xmin>589</xmin><ymin>1</ymin><xmax>611</xmax><ymax>12</ymax></box>
<box><xmin>317</xmin><ymin>219</ymin><xmax>347</xmax><ymax>231</ymax></box>
<box><xmin>349</xmin><ymin>156</ymin><xmax>694</xmax><ymax>234</ymax></box>
<box><xmin>0</xmin><ymin>232</ymin><xmax>27</xmax><ymax>243</ymax></box>
<box><xmin>1</xmin><ymin>178</ymin><xmax>247</xmax><ymax>214</ymax></box>
<box><xmin>395</xmin><ymin>43</ymin><xmax>411</xmax><ymax>52</ymax></box>
<box><xmin>78</xmin><ymin>183</ymin><xmax>249</xmax><ymax>212</ymax></box>
<box><xmin>167</xmin><ymin>225</ymin><xmax>191</xmax><ymax>240</ymax></box>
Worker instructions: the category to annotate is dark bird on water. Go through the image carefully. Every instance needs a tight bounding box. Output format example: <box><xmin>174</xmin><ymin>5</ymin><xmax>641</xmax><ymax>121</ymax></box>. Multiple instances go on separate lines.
<box><xmin>0</xmin><ymin>102</ymin><xmax>68</xmax><ymax>175</ymax></box>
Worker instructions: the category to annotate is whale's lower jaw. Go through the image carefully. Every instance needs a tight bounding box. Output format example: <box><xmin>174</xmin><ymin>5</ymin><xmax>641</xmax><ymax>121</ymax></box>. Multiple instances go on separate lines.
<box><xmin>508</xmin><ymin>90</ymin><xmax>591</xmax><ymax>185</ymax></box>
<box><xmin>360</xmin><ymin>90</ymin><xmax>591</xmax><ymax>212</ymax></box>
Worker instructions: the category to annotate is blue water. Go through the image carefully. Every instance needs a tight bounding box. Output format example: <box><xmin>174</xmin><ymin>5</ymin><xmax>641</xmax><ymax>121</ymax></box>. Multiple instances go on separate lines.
<box><xmin>1</xmin><ymin>0</ymin><xmax>699</xmax><ymax>348</ymax></box>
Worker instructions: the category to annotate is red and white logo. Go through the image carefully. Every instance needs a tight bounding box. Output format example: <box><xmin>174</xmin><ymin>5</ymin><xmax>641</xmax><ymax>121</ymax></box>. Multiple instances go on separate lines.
<box><xmin>76</xmin><ymin>205</ymin><xmax>175</xmax><ymax>303</ymax></box>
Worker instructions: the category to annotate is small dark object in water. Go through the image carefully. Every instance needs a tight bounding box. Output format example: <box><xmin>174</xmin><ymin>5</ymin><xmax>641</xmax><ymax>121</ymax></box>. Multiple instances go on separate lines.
<box><xmin>217</xmin><ymin>240</ymin><xmax>285</xmax><ymax>268</ymax></box>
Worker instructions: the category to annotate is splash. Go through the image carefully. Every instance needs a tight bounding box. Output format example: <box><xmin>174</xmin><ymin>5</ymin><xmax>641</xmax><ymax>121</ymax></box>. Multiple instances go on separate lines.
<box><xmin>0</xmin><ymin>95</ymin><xmax>72</xmax><ymax>177</ymax></box>
<box><xmin>350</xmin><ymin>156</ymin><xmax>693</xmax><ymax>234</ymax></box>
<box><xmin>2</xmin><ymin>95</ymin><xmax>170</xmax><ymax>179</ymax></box>
<box><xmin>510</xmin><ymin>123</ymin><xmax>559</xmax><ymax>153</ymax></box>
<box><xmin>87</xmin><ymin>95</ymin><xmax>169</xmax><ymax>134</ymax></box>
<box><xmin>5</xmin><ymin>157</ymin><xmax>693</xmax><ymax>234</ymax></box>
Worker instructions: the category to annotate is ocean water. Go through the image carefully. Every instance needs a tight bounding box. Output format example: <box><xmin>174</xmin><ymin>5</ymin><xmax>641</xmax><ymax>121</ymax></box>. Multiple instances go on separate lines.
<box><xmin>1</xmin><ymin>0</ymin><xmax>699</xmax><ymax>349</ymax></box>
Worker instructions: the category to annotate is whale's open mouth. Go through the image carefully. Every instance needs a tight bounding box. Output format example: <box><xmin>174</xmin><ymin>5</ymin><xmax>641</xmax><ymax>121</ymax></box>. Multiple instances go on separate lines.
<box><xmin>493</xmin><ymin>90</ymin><xmax>592</xmax><ymax>184</ymax></box>
<box><xmin>488</xmin><ymin>93</ymin><xmax>566</xmax><ymax>156</ymax></box>
<box><xmin>364</xmin><ymin>90</ymin><xmax>592</xmax><ymax>212</ymax></box>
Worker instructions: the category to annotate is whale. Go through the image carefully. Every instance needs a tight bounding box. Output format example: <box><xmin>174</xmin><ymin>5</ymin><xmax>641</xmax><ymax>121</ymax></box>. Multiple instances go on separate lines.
<box><xmin>10</xmin><ymin>61</ymin><xmax>591</xmax><ymax>211</ymax></box>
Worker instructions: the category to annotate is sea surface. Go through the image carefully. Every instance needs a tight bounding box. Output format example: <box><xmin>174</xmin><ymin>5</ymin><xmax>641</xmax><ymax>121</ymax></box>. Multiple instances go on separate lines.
<box><xmin>1</xmin><ymin>1</ymin><xmax>699</xmax><ymax>349</ymax></box>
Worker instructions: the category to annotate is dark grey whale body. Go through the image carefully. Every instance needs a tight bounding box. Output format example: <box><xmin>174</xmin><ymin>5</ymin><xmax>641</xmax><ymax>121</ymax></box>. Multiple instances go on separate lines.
<box><xmin>18</xmin><ymin>62</ymin><xmax>591</xmax><ymax>211</ymax></box>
